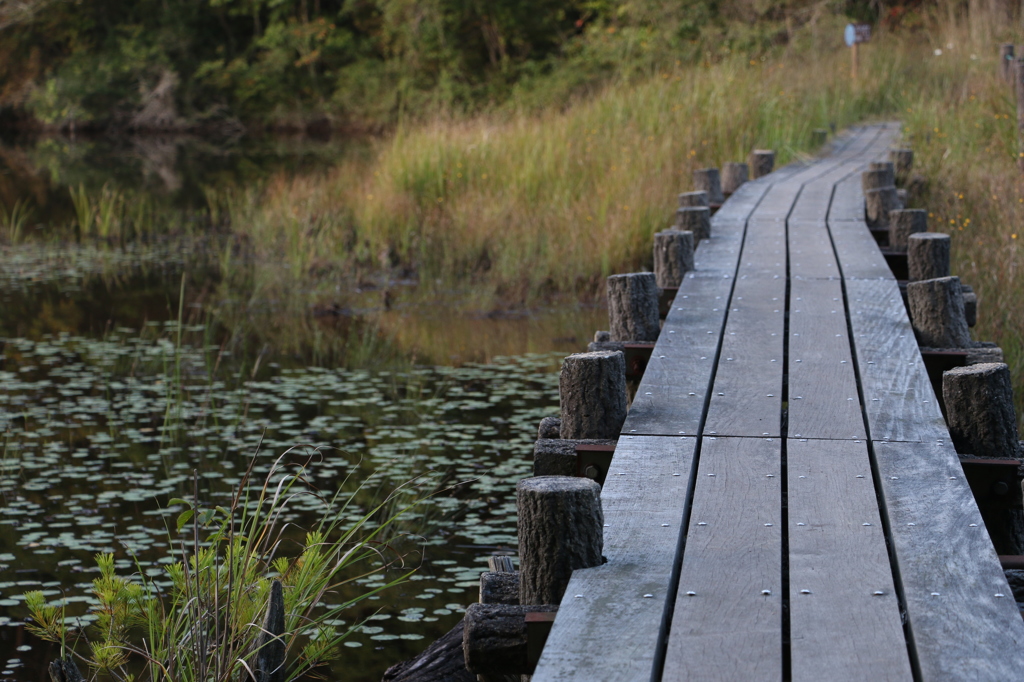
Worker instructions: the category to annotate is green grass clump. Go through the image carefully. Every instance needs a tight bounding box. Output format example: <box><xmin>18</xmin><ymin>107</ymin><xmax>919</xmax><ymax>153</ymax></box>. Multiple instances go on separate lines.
<box><xmin>26</xmin><ymin>451</ymin><xmax>428</xmax><ymax>681</ymax></box>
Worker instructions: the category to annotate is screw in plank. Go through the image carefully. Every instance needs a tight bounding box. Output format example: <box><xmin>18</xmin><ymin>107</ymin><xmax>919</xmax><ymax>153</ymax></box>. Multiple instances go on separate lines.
<box><xmin>762</xmin><ymin>590</ymin><xmax>772</xmax><ymax>595</ymax></box>
<box><xmin>643</xmin><ymin>594</ymin><xmax>654</xmax><ymax>598</ymax></box>
<box><xmin>799</xmin><ymin>475</ymin><xmax>806</xmax><ymax>479</ymax></box>
<box><xmin>797</xmin><ymin>523</ymin><xmax>806</xmax><ymax>526</ymax></box>
<box><xmin>686</xmin><ymin>591</ymin><xmax>696</xmax><ymax>596</ymax></box>
<box><xmin>873</xmin><ymin>591</ymin><xmax>885</xmax><ymax>596</ymax></box>
<box><xmin>707</xmin><ymin>473</ymin><xmax>716</xmax><ymax>477</ymax></box>
<box><xmin>661</xmin><ymin>524</ymin><xmax>669</xmax><ymax>527</ymax></box>
<box><xmin>697</xmin><ymin>522</ymin><xmax>707</xmax><ymax>526</ymax></box>
<box><xmin>930</xmin><ymin>592</ymin><xmax>941</xmax><ymax>597</ymax></box>
<box><xmin>765</xmin><ymin>523</ymin><xmax>773</xmax><ymax>527</ymax></box>
<box><xmin>908</xmin><ymin>523</ymin><xmax>916</xmax><ymax>526</ymax></box>
<box><xmin>575</xmin><ymin>594</ymin><xmax>584</xmax><ymax>598</ymax></box>
<box><xmin>801</xmin><ymin>589</ymin><xmax>812</xmax><ymax>594</ymax></box>
<box><xmin>996</xmin><ymin>594</ymin><xmax>1006</xmax><ymax>598</ymax></box>
<box><xmin>862</xmin><ymin>523</ymin><xmax>872</xmax><ymax>526</ymax></box>
<box><xmin>969</xmin><ymin>523</ymin><xmax>978</xmax><ymax>527</ymax></box>
<box><xmin>856</xmin><ymin>475</ymin><xmax>865</xmax><ymax>478</ymax></box>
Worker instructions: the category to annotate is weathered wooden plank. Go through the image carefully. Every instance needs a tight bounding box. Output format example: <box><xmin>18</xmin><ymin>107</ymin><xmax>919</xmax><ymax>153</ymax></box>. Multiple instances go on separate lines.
<box><xmin>874</xmin><ymin>440</ymin><xmax>1024</xmax><ymax>679</ymax></box>
<box><xmin>664</xmin><ymin>436</ymin><xmax>781</xmax><ymax>681</ymax></box>
<box><xmin>788</xmin><ymin>278</ymin><xmax>866</xmax><ymax>440</ymax></box>
<box><xmin>703</xmin><ymin>276</ymin><xmax>786</xmax><ymax>437</ymax></box>
<box><xmin>623</xmin><ymin>278</ymin><xmax>729</xmax><ymax>436</ymax></box>
<box><xmin>828</xmin><ymin>217</ymin><xmax>894</xmax><ymax>281</ymax></box>
<box><xmin>845</xmin><ymin>278</ymin><xmax>948</xmax><ymax>443</ymax></box>
<box><xmin>789</xmin><ymin>220</ymin><xmax>841</xmax><ymax>280</ymax></box>
<box><xmin>532</xmin><ymin>436</ymin><xmax>696</xmax><ymax>682</ymax></box>
<box><xmin>787</xmin><ymin>438</ymin><xmax>912</xmax><ymax>681</ymax></box>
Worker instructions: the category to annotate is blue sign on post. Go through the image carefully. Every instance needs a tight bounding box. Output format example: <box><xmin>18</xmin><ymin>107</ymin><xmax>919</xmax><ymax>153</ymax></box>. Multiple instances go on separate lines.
<box><xmin>845</xmin><ymin>23</ymin><xmax>871</xmax><ymax>46</ymax></box>
<box><xmin>844</xmin><ymin>24</ymin><xmax>871</xmax><ymax>79</ymax></box>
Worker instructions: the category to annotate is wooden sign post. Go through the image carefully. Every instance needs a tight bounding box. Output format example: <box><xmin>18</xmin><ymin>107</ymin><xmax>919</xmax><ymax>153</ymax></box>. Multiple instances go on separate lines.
<box><xmin>845</xmin><ymin>23</ymin><xmax>871</xmax><ymax>80</ymax></box>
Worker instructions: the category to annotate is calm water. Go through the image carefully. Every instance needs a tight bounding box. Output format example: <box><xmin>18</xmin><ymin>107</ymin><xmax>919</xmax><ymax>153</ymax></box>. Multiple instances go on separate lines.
<box><xmin>0</xmin><ymin>135</ymin><xmax>605</xmax><ymax>680</ymax></box>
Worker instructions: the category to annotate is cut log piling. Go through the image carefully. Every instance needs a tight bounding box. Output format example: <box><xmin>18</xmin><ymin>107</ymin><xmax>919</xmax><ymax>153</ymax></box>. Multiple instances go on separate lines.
<box><xmin>675</xmin><ymin>206</ymin><xmax>711</xmax><ymax>242</ymax></box>
<box><xmin>607</xmin><ymin>273</ymin><xmax>660</xmax><ymax>342</ymax></box>
<box><xmin>749</xmin><ymin>150</ymin><xmax>775</xmax><ymax>179</ymax></box>
<box><xmin>721</xmin><ymin>162</ymin><xmax>748</xmax><ymax>195</ymax></box>
<box><xmin>517</xmin><ymin>476</ymin><xmax>604</xmax><ymax>606</ymax></box>
<box><xmin>908</xmin><ymin>232</ymin><xmax>951</xmax><ymax>281</ymax></box>
<box><xmin>1002</xmin><ymin>44</ymin><xmax>1016</xmax><ymax>83</ymax></box>
<box><xmin>256</xmin><ymin>579</ymin><xmax>285</xmax><ymax>682</ymax></box>
<box><xmin>677</xmin><ymin>190</ymin><xmax>708</xmax><ymax>208</ymax></box>
<box><xmin>693</xmin><ymin>168</ymin><xmax>724</xmax><ymax>205</ymax></box>
<box><xmin>654</xmin><ymin>230</ymin><xmax>695</xmax><ymax>288</ymax></box>
<box><xmin>865</xmin><ymin>186</ymin><xmax>901</xmax><ymax>228</ymax></box>
<box><xmin>907</xmin><ymin>276</ymin><xmax>971</xmax><ymax>348</ymax></box>
<box><xmin>811</xmin><ymin>129</ymin><xmax>828</xmax><ymax>147</ymax></box>
<box><xmin>943</xmin><ymin>363</ymin><xmax>1019</xmax><ymax>458</ymax></box>
<box><xmin>558</xmin><ymin>351</ymin><xmax>628</xmax><ymax>439</ymax></box>
<box><xmin>890</xmin><ymin>148</ymin><xmax>914</xmax><ymax>180</ymax></box>
<box><xmin>537</xmin><ymin>416</ymin><xmax>561</xmax><ymax>440</ymax></box>
<box><xmin>463</xmin><ymin>604</ymin><xmax>558</xmax><ymax>677</ymax></box>
<box><xmin>889</xmin><ymin>208</ymin><xmax>927</xmax><ymax>251</ymax></box>
<box><xmin>862</xmin><ymin>167</ymin><xmax>895</xmax><ymax>192</ymax></box>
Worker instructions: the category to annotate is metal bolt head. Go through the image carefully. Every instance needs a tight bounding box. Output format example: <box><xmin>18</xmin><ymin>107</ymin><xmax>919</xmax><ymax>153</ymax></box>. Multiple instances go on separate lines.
<box><xmin>584</xmin><ymin>465</ymin><xmax>600</xmax><ymax>479</ymax></box>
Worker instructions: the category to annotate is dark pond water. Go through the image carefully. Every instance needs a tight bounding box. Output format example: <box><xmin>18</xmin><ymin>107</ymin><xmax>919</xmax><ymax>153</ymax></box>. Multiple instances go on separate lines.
<box><xmin>0</xmin><ymin>136</ymin><xmax>606</xmax><ymax>680</ymax></box>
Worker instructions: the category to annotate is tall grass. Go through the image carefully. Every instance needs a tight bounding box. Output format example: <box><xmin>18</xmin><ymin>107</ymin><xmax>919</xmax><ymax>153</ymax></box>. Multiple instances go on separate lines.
<box><xmin>219</xmin><ymin>6</ymin><xmax>1024</xmax><ymax>421</ymax></box>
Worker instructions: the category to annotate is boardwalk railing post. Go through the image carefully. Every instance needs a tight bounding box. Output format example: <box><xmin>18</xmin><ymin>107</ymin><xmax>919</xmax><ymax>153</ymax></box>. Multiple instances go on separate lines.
<box><xmin>889</xmin><ymin>148</ymin><xmax>913</xmax><ymax>182</ymax></box>
<box><xmin>692</xmin><ymin>168</ymin><xmax>724</xmax><ymax>205</ymax></box>
<box><xmin>907</xmin><ymin>276</ymin><xmax>971</xmax><ymax>348</ymax></box>
<box><xmin>942</xmin><ymin>362</ymin><xmax>1024</xmax><ymax>555</ymax></box>
<box><xmin>463</xmin><ymin>604</ymin><xmax>557</xmax><ymax>678</ymax></box>
<box><xmin>908</xmin><ymin>232</ymin><xmax>951</xmax><ymax>281</ymax></box>
<box><xmin>888</xmin><ymin>208</ymin><xmax>927</xmax><ymax>251</ymax></box>
<box><xmin>558</xmin><ymin>351</ymin><xmax>628</xmax><ymax>439</ymax></box>
<box><xmin>862</xmin><ymin>166</ymin><xmax>901</xmax><ymax>229</ymax></box>
<box><xmin>943</xmin><ymin>363</ymin><xmax>1019</xmax><ymax>458</ymax></box>
<box><xmin>675</xmin><ymin>206</ymin><xmax>711</xmax><ymax>242</ymax></box>
<box><xmin>748</xmin><ymin>149</ymin><xmax>775</xmax><ymax>179</ymax></box>
<box><xmin>721</xmin><ymin>162</ymin><xmax>748</xmax><ymax>195</ymax></box>
<box><xmin>811</xmin><ymin>128</ymin><xmax>828</xmax><ymax>147</ymax></box>
<box><xmin>1001</xmin><ymin>43</ymin><xmax>1016</xmax><ymax>83</ymax></box>
<box><xmin>654</xmin><ymin>230</ymin><xmax>695</xmax><ymax>288</ymax></box>
<box><xmin>517</xmin><ymin>476</ymin><xmax>604</xmax><ymax>606</ymax></box>
<box><xmin>607</xmin><ymin>273</ymin><xmax>660</xmax><ymax>342</ymax></box>
<box><xmin>677</xmin><ymin>190</ymin><xmax>708</xmax><ymax>208</ymax></box>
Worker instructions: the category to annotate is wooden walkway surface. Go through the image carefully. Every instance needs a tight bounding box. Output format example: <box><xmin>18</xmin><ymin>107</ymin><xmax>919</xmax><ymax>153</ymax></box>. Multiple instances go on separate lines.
<box><xmin>533</xmin><ymin>125</ymin><xmax>1024</xmax><ymax>681</ymax></box>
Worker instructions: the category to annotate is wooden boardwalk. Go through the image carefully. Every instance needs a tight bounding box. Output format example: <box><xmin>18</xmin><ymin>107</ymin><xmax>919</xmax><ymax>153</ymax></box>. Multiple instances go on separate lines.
<box><xmin>533</xmin><ymin>125</ymin><xmax>1024</xmax><ymax>681</ymax></box>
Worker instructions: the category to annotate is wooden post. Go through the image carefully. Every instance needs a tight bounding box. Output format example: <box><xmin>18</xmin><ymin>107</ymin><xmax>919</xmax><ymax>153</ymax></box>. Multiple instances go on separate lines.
<box><xmin>864</xmin><ymin>186</ymin><xmax>901</xmax><ymax>228</ymax></box>
<box><xmin>517</xmin><ymin>476</ymin><xmax>604</xmax><ymax>606</ymax></box>
<box><xmin>906</xmin><ymin>276</ymin><xmax>972</xmax><ymax>348</ymax></box>
<box><xmin>889</xmin><ymin>148</ymin><xmax>913</xmax><ymax>181</ymax></box>
<box><xmin>692</xmin><ymin>168</ymin><xmax>724</xmax><ymax>205</ymax></box>
<box><xmin>963</xmin><ymin>285</ymin><xmax>978</xmax><ymax>327</ymax></box>
<box><xmin>888</xmin><ymin>208</ymin><xmax>927</xmax><ymax>251</ymax></box>
<box><xmin>677</xmin><ymin>190</ymin><xmax>708</xmax><ymax>208</ymax></box>
<box><xmin>653</xmin><ymin>230</ymin><xmax>695</xmax><ymax>288</ymax></box>
<box><xmin>1001</xmin><ymin>43</ymin><xmax>1016</xmax><ymax>83</ymax></box>
<box><xmin>862</xmin><ymin>167</ymin><xmax>895</xmax><ymax>191</ymax></box>
<box><xmin>480</xmin><ymin>557</ymin><xmax>519</xmax><ymax>605</ymax></box>
<box><xmin>721</xmin><ymin>162</ymin><xmax>748</xmax><ymax>195</ymax></box>
<box><xmin>748</xmin><ymin>150</ymin><xmax>775</xmax><ymax>179</ymax></box>
<box><xmin>852</xmin><ymin>41</ymin><xmax>859</xmax><ymax>80</ymax></box>
<box><xmin>943</xmin><ymin>363</ymin><xmax>1019</xmax><ymax>457</ymax></box>
<box><xmin>675</xmin><ymin>206</ymin><xmax>711</xmax><ymax>242</ymax></box>
<box><xmin>255</xmin><ymin>579</ymin><xmax>286</xmax><ymax>682</ymax></box>
<box><xmin>607</xmin><ymin>273</ymin><xmax>660</xmax><ymax>342</ymax></box>
<box><xmin>558</xmin><ymin>351</ymin><xmax>627</xmax><ymax>439</ymax></box>
<box><xmin>908</xmin><ymin>232</ymin><xmax>951</xmax><ymax>281</ymax></box>
<box><xmin>811</xmin><ymin>129</ymin><xmax>828</xmax><ymax>147</ymax></box>
<box><xmin>463</xmin><ymin>604</ymin><xmax>558</xmax><ymax>677</ymax></box>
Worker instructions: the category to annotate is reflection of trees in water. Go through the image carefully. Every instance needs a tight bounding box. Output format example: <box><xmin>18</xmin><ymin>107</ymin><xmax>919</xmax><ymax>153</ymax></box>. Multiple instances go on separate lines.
<box><xmin>129</xmin><ymin>135</ymin><xmax>183</xmax><ymax>192</ymax></box>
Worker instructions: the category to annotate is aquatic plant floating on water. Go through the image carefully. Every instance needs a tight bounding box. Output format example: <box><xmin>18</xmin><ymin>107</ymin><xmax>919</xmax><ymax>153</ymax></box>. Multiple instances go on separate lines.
<box><xmin>25</xmin><ymin>445</ymin><xmax>436</xmax><ymax>681</ymax></box>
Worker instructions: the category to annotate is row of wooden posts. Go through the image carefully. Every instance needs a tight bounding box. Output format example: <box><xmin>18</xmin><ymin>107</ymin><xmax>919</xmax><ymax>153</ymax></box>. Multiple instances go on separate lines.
<box><xmin>387</xmin><ymin>141</ymin><xmax>1024</xmax><ymax>681</ymax></box>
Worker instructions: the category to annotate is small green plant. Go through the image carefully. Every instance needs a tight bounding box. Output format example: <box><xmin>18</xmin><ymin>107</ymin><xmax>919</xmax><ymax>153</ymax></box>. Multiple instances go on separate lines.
<box><xmin>1</xmin><ymin>198</ymin><xmax>34</xmax><ymax>243</ymax></box>
<box><xmin>26</xmin><ymin>449</ymin><xmax>428</xmax><ymax>681</ymax></box>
